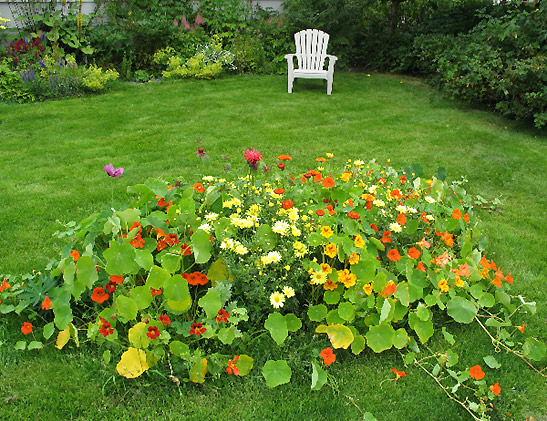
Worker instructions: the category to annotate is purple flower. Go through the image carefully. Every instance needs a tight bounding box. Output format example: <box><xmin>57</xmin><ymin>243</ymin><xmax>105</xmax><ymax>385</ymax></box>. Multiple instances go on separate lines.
<box><xmin>104</xmin><ymin>163</ymin><xmax>124</xmax><ymax>178</ymax></box>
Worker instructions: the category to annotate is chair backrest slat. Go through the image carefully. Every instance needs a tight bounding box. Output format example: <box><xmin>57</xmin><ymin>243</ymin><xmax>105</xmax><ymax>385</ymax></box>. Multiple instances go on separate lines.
<box><xmin>294</xmin><ymin>29</ymin><xmax>330</xmax><ymax>71</ymax></box>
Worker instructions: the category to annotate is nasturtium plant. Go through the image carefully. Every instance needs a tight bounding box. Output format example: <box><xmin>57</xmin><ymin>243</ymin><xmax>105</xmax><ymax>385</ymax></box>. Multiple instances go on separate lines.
<box><xmin>1</xmin><ymin>148</ymin><xmax>544</xmax><ymax>419</ymax></box>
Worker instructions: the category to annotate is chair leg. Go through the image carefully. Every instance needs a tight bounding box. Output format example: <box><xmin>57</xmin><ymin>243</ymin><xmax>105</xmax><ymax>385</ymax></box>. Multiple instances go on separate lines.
<box><xmin>326</xmin><ymin>76</ymin><xmax>333</xmax><ymax>95</ymax></box>
<box><xmin>288</xmin><ymin>75</ymin><xmax>294</xmax><ymax>93</ymax></box>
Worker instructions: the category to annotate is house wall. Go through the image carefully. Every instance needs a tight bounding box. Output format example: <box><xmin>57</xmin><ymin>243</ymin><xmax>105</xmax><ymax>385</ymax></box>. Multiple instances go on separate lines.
<box><xmin>0</xmin><ymin>1</ymin><xmax>283</xmax><ymax>29</ymax></box>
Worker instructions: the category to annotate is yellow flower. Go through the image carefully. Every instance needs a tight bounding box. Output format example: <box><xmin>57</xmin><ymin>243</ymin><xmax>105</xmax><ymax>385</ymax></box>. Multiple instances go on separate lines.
<box><xmin>454</xmin><ymin>276</ymin><xmax>464</xmax><ymax>287</ymax></box>
<box><xmin>438</xmin><ymin>279</ymin><xmax>449</xmax><ymax>293</ymax></box>
<box><xmin>323</xmin><ymin>279</ymin><xmax>338</xmax><ymax>291</ymax></box>
<box><xmin>341</xmin><ymin>171</ymin><xmax>352</xmax><ymax>182</ymax></box>
<box><xmin>324</xmin><ymin>243</ymin><xmax>338</xmax><ymax>258</ymax></box>
<box><xmin>354</xmin><ymin>235</ymin><xmax>365</xmax><ymax>248</ymax></box>
<box><xmin>326</xmin><ymin>153</ymin><xmax>334</xmax><ymax>158</ymax></box>
<box><xmin>363</xmin><ymin>283</ymin><xmax>374</xmax><ymax>295</ymax></box>
<box><xmin>270</xmin><ymin>291</ymin><xmax>286</xmax><ymax>308</ymax></box>
<box><xmin>320</xmin><ymin>226</ymin><xmax>334</xmax><ymax>238</ymax></box>
<box><xmin>282</xmin><ymin>286</ymin><xmax>295</xmax><ymax>298</ymax></box>
<box><xmin>310</xmin><ymin>270</ymin><xmax>327</xmax><ymax>285</ymax></box>
<box><xmin>348</xmin><ymin>252</ymin><xmax>360</xmax><ymax>265</ymax></box>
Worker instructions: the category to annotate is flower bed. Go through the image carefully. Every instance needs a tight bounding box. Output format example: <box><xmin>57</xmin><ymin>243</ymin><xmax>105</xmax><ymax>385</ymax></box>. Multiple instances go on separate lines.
<box><xmin>1</xmin><ymin>149</ymin><xmax>544</xmax><ymax>419</ymax></box>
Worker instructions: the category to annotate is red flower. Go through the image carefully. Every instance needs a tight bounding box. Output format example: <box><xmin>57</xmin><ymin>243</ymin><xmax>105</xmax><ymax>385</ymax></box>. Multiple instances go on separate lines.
<box><xmin>316</xmin><ymin>209</ymin><xmax>325</xmax><ymax>216</ymax></box>
<box><xmin>273</xmin><ymin>188</ymin><xmax>285</xmax><ymax>194</ymax></box>
<box><xmin>400</xmin><ymin>175</ymin><xmax>406</xmax><ymax>184</ymax></box>
<box><xmin>396</xmin><ymin>213</ymin><xmax>406</xmax><ymax>225</ymax></box>
<box><xmin>322</xmin><ymin>177</ymin><xmax>335</xmax><ymax>188</ymax></box>
<box><xmin>370</xmin><ymin>223</ymin><xmax>378</xmax><ymax>233</ymax></box>
<box><xmin>189</xmin><ymin>322</ymin><xmax>206</xmax><ymax>336</ymax></box>
<box><xmin>390</xmin><ymin>189</ymin><xmax>402</xmax><ymax>200</ymax></box>
<box><xmin>157</xmin><ymin>197</ymin><xmax>167</xmax><ymax>207</ymax></box>
<box><xmin>69</xmin><ymin>249</ymin><xmax>80</xmax><ymax>262</ymax></box>
<box><xmin>105</xmin><ymin>281</ymin><xmax>117</xmax><ymax>293</ymax></box>
<box><xmin>392</xmin><ymin>368</ymin><xmax>406</xmax><ymax>380</ymax></box>
<box><xmin>150</xmin><ymin>287</ymin><xmax>162</xmax><ymax>296</ymax></box>
<box><xmin>348</xmin><ymin>211</ymin><xmax>360</xmax><ymax>220</ymax></box>
<box><xmin>282</xmin><ymin>199</ymin><xmax>294</xmax><ymax>209</ymax></box>
<box><xmin>469</xmin><ymin>365</ymin><xmax>485</xmax><ymax>380</ymax></box>
<box><xmin>21</xmin><ymin>322</ymin><xmax>33</xmax><ymax>335</ymax></box>
<box><xmin>99</xmin><ymin>317</ymin><xmax>114</xmax><ymax>337</ymax></box>
<box><xmin>110</xmin><ymin>275</ymin><xmax>124</xmax><ymax>284</ymax></box>
<box><xmin>408</xmin><ymin>247</ymin><xmax>421</xmax><ymax>259</ymax></box>
<box><xmin>41</xmin><ymin>296</ymin><xmax>52</xmax><ymax>310</ymax></box>
<box><xmin>216</xmin><ymin>308</ymin><xmax>230</xmax><ymax>323</ymax></box>
<box><xmin>505</xmin><ymin>273</ymin><xmax>513</xmax><ymax>285</ymax></box>
<box><xmin>181</xmin><ymin>243</ymin><xmax>192</xmax><ymax>256</ymax></box>
<box><xmin>147</xmin><ymin>326</ymin><xmax>160</xmax><ymax>340</ymax></box>
<box><xmin>182</xmin><ymin>272</ymin><xmax>209</xmax><ymax>286</ymax></box>
<box><xmin>244</xmin><ymin>148</ymin><xmax>262</xmax><ymax>168</ymax></box>
<box><xmin>194</xmin><ymin>183</ymin><xmax>205</xmax><ymax>193</ymax></box>
<box><xmin>387</xmin><ymin>249</ymin><xmax>401</xmax><ymax>262</ymax></box>
<box><xmin>226</xmin><ymin>355</ymin><xmax>240</xmax><ymax>375</ymax></box>
<box><xmin>91</xmin><ymin>287</ymin><xmax>109</xmax><ymax>304</ymax></box>
<box><xmin>277</xmin><ymin>163</ymin><xmax>285</xmax><ymax>170</ymax></box>
<box><xmin>0</xmin><ymin>278</ymin><xmax>11</xmax><ymax>292</ymax></box>
<box><xmin>380</xmin><ymin>231</ymin><xmax>392</xmax><ymax>244</ymax></box>
<box><xmin>320</xmin><ymin>347</ymin><xmax>336</xmax><ymax>366</ymax></box>
<box><xmin>381</xmin><ymin>281</ymin><xmax>397</xmax><ymax>297</ymax></box>
<box><xmin>489</xmin><ymin>383</ymin><xmax>501</xmax><ymax>396</ymax></box>
<box><xmin>159</xmin><ymin>314</ymin><xmax>171</xmax><ymax>326</ymax></box>
<box><xmin>278</xmin><ymin>155</ymin><xmax>292</xmax><ymax>161</ymax></box>
<box><xmin>416</xmin><ymin>261</ymin><xmax>426</xmax><ymax>272</ymax></box>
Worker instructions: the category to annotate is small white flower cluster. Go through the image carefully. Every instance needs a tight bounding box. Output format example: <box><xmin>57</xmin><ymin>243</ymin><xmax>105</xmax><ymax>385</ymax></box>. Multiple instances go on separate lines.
<box><xmin>260</xmin><ymin>251</ymin><xmax>282</xmax><ymax>266</ymax></box>
<box><xmin>269</xmin><ymin>286</ymin><xmax>296</xmax><ymax>309</ymax></box>
<box><xmin>220</xmin><ymin>238</ymin><xmax>248</xmax><ymax>255</ymax></box>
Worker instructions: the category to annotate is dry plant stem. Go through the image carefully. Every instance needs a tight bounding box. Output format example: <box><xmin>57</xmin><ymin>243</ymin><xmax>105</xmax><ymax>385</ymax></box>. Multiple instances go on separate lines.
<box><xmin>413</xmin><ymin>358</ymin><xmax>484</xmax><ymax>421</ymax></box>
<box><xmin>475</xmin><ymin>317</ymin><xmax>546</xmax><ymax>377</ymax></box>
<box><xmin>325</xmin><ymin>382</ymin><xmax>366</xmax><ymax>417</ymax></box>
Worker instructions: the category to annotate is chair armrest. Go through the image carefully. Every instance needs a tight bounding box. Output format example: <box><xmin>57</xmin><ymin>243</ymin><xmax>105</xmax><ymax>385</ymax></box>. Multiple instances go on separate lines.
<box><xmin>285</xmin><ymin>54</ymin><xmax>296</xmax><ymax>72</ymax></box>
<box><xmin>284</xmin><ymin>54</ymin><xmax>297</xmax><ymax>60</ymax></box>
<box><xmin>326</xmin><ymin>55</ymin><xmax>338</xmax><ymax>72</ymax></box>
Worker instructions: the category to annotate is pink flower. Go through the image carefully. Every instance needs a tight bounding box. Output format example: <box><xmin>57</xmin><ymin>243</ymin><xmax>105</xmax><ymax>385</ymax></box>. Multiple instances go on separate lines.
<box><xmin>104</xmin><ymin>163</ymin><xmax>124</xmax><ymax>178</ymax></box>
<box><xmin>244</xmin><ymin>148</ymin><xmax>262</xmax><ymax>168</ymax></box>
<box><xmin>195</xmin><ymin>12</ymin><xmax>204</xmax><ymax>25</ymax></box>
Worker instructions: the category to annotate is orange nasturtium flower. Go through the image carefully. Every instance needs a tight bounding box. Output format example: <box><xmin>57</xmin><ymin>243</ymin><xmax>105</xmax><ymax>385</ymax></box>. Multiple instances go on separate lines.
<box><xmin>380</xmin><ymin>231</ymin><xmax>392</xmax><ymax>244</ymax></box>
<box><xmin>505</xmin><ymin>273</ymin><xmax>514</xmax><ymax>285</ymax></box>
<box><xmin>463</xmin><ymin>213</ymin><xmax>470</xmax><ymax>223</ymax></box>
<box><xmin>469</xmin><ymin>365</ymin><xmax>485</xmax><ymax>380</ymax></box>
<box><xmin>315</xmin><ymin>157</ymin><xmax>326</xmax><ymax>163</ymax></box>
<box><xmin>227</xmin><ymin>355</ymin><xmax>240</xmax><ymax>375</ymax></box>
<box><xmin>323</xmin><ymin>279</ymin><xmax>338</xmax><ymax>291</ymax></box>
<box><xmin>91</xmin><ymin>287</ymin><xmax>110</xmax><ymax>304</ymax></box>
<box><xmin>347</xmin><ymin>211</ymin><xmax>360</xmax><ymax>220</ymax></box>
<box><xmin>320</xmin><ymin>347</ymin><xmax>336</xmax><ymax>366</ymax></box>
<box><xmin>282</xmin><ymin>199</ymin><xmax>294</xmax><ymax>210</ymax></box>
<box><xmin>0</xmin><ymin>278</ymin><xmax>11</xmax><ymax>292</ymax></box>
<box><xmin>390</xmin><ymin>189</ymin><xmax>402</xmax><ymax>200</ymax></box>
<box><xmin>396</xmin><ymin>213</ymin><xmax>407</xmax><ymax>225</ymax></box>
<box><xmin>392</xmin><ymin>368</ymin><xmax>406</xmax><ymax>380</ymax></box>
<box><xmin>110</xmin><ymin>275</ymin><xmax>124</xmax><ymax>284</ymax></box>
<box><xmin>322</xmin><ymin>176</ymin><xmax>335</xmax><ymax>188</ymax></box>
<box><xmin>193</xmin><ymin>183</ymin><xmax>205</xmax><ymax>193</ymax></box>
<box><xmin>69</xmin><ymin>249</ymin><xmax>80</xmax><ymax>262</ymax></box>
<box><xmin>516</xmin><ymin>324</ymin><xmax>525</xmax><ymax>334</ymax></box>
<box><xmin>41</xmin><ymin>296</ymin><xmax>52</xmax><ymax>310</ymax></box>
<box><xmin>408</xmin><ymin>247</ymin><xmax>421</xmax><ymax>259</ymax></box>
<box><xmin>416</xmin><ymin>261</ymin><xmax>426</xmax><ymax>272</ymax></box>
<box><xmin>387</xmin><ymin>249</ymin><xmax>401</xmax><ymax>262</ymax></box>
<box><xmin>452</xmin><ymin>208</ymin><xmax>462</xmax><ymax>220</ymax></box>
<box><xmin>278</xmin><ymin>155</ymin><xmax>292</xmax><ymax>161</ymax></box>
<box><xmin>21</xmin><ymin>322</ymin><xmax>33</xmax><ymax>335</ymax></box>
<box><xmin>381</xmin><ymin>280</ymin><xmax>397</xmax><ymax>297</ymax></box>
<box><xmin>348</xmin><ymin>252</ymin><xmax>360</xmax><ymax>265</ymax></box>
<box><xmin>324</xmin><ymin>243</ymin><xmax>338</xmax><ymax>258</ymax></box>
<box><xmin>273</xmin><ymin>188</ymin><xmax>285</xmax><ymax>194</ymax></box>
<box><xmin>363</xmin><ymin>282</ymin><xmax>374</xmax><ymax>296</ymax></box>
<box><xmin>489</xmin><ymin>383</ymin><xmax>501</xmax><ymax>396</ymax></box>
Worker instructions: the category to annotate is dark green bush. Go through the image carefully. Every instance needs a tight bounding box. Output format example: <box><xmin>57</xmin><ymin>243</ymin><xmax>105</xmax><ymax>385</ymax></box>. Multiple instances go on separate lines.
<box><xmin>414</xmin><ymin>2</ymin><xmax>547</xmax><ymax>127</ymax></box>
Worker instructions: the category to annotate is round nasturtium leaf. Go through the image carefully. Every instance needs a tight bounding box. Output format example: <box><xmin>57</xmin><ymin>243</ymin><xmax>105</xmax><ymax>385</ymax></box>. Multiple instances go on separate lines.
<box><xmin>116</xmin><ymin>347</ymin><xmax>149</xmax><ymax>378</ymax></box>
<box><xmin>128</xmin><ymin>322</ymin><xmax>150</xmax><ymax>349</ymax></box>
<box><xmin>285</xmin><ymin>313</ymin><xmax>302</xmax><ymax>332</ymax></box>
<box><xmin>446</xmin><ymin>296</ymin><xmax>478</xmax><ymax>324</ymax></box>
<box><xmin>116</xmin><ymin>295</ymin><xmax>138</xmax><ymax>320</ymax></box>
<box><xmin>365</xmin><ymin>323</ymin><xmax>395</xmax><ymax>353</ymax></box>
<box><xmin>236</xmin><ymin>354</ymin><xmax>254</xmax><ymax>376</ymax></box>
<box><xmin>198</xmin><ymin>290</ymin><xmax>222</xmax><ymax>320</ymax></box>
<box><xmin>393</xmin><ymin>328</ymin><xmax>410</xmax><ymax>349</ymax></box>
<box><xmin>308</xmin><ymin>304</ymin><xmax>328</xmax><ymax>322</ymax></box>
<box><xmin>311</xmin><ymin>361</ymin><xmax>327</xmax><ymax>390</ymax></box>
<box><xmin>262</xmin><ymin>360</ymin><xmax>292</xmax><ymax>388</ymax></box>
<box><xmin>264</xmin><ymin>312</ymin><xmax>288</xmax><ymax>345</ymax></box>
<box><xmin>189</xmin><ymin>358</ymin><xmax>208</xmax><ymax>383</ymax></box>
<box><xmin>325</xmin><ymin>324</ymin><xmax>354</xmax><ymax>349</ymax></box>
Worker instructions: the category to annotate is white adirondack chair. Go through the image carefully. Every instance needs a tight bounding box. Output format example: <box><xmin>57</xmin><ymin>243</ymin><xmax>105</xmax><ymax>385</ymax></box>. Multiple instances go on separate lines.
<box><xmin>285</xmin><ymin>29</ymin><xmax>338</xmax><ymax>95</ymax></box>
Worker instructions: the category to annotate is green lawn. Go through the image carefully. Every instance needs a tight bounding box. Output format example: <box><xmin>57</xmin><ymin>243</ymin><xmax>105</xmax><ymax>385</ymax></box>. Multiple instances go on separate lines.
<box><xmin>0</xmin><ymin>73</ymin><xmax>546</xmax><ymax>420</ymax></box>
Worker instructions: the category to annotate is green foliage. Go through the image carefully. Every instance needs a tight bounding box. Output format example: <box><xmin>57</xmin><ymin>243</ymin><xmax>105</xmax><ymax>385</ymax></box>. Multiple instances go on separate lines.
<box><xmin>414</xmin><ymin>1</ymin><xmax>547</xmax><ymax>127</ymax></box>
<box><xmin>81</xmin><ymin>64</ymin><xmax>119</xmax><ymax>91</ymax></box>
<box><xmin>0</xmin><ymin>59</ymin><xmax>34</xmax><ymax>103</ymax></box>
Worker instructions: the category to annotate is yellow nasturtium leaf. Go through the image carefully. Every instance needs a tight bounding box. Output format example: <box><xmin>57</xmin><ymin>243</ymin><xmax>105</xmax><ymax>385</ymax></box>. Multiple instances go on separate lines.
<box><xmin>116</xmin><ymin>347</ymin><xmax>149</xmax><ymax>378</ymax></box>
<box><xmin>325</xmin><ymin>324</ymin><xmax>354</xmax><ymax>349</ymax></box>
<box><xmin>189</xmin><ymin>358</ymin><xmax>208</xmax><ymax>383</ymax></box>
<box><xmin>128</xmin><ymin>322</ymin><xmax>150</xmax><ymax>349</ymax></box>
<box><xmin>55</xmin><ymin>326</ymin><xmax>71</xmax><ymax>350</ymax></box>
